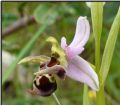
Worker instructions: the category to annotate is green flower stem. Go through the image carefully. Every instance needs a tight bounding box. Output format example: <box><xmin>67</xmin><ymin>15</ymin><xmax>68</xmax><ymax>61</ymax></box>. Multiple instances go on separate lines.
<box><xmin>96</xmin><ymin>84</ymin><xmax>106</xmax><ymax>105</ymax></box>
<box><xmin>83</xmin><ymin>84</ymin><xmax>89</xmax><ymax>105</ymax></box>
<box><xmin>91</xmin><ymin>2</ymin><xmax>104</xmax><ymax>73</ymax></box>
<box><xmin>95</xmin><ymin>39</ymin><xmax>100</xmax><ymax>73</ymax></box>
<box><xmin>2</xmin><ymin>23</ymin><xmax>48</xmax><ymax>85</ymax></box>
<box><xmin>90</xmin><ymin>2</ymin><xmax>106</xmax><ymax>105</ymax></box>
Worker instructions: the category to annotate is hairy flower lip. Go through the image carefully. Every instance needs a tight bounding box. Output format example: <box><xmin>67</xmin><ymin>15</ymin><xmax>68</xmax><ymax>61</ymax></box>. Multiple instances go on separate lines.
<box><xmin>28</xmin><ymin>75</ymin><xmax>57</xmax><ymax>96</ymax></box>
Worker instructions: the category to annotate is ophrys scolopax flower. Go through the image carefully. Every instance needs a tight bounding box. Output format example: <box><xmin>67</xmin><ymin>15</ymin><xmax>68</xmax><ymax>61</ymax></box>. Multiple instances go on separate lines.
<box><xmin>18</xmin><ymin>16</ymin><xmax>99</xmax><ymax>97</ymax></box>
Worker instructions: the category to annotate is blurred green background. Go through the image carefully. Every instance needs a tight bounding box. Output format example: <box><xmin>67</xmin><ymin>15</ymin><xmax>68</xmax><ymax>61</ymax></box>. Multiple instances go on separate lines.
<box><xmin>2</xmin><ymin>2</ymin><xmax>120</xmax><ymax>105</ymax></box>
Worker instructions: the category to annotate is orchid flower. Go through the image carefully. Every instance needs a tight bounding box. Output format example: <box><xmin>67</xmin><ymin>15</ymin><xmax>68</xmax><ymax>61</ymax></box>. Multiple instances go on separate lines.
<box><xmin>33</xmin><ymin>17</ymin><xmax>99</xmax><ymax>91</ymax></box>
<box><xmin>61</xmin><ymin>16</ymin><xmax>99</xmax><ymax>91</ymax></box>
<box><xmin>18</xmin><ymin>16</ymin><xmax>99</xmax><ymax>97</ymax></box>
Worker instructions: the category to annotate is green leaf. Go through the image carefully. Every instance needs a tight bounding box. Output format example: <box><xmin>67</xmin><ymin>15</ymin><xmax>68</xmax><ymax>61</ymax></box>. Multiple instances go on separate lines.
<box><xmin>100</xmin><ymin>7</ymin><xmax>120</xmax><ymax>83</ymax></box>
<box><xmin>18</xmin><ymin>55</ymin><xmax>50</xmax><ymax>64</ymax></box>
<box><xmin>34</xmin><ymin>5</ymin><xmax>58</xmax><ymax>25</ymax></box>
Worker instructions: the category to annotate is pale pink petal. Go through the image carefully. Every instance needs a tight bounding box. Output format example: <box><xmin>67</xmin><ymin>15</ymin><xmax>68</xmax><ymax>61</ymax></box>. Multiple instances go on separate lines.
<box><xmin>70</xmin><ymin>16</ymin><xmax>90</xmax><ymax>48</ymax></box>
<box><xmin>64</xmin><ymin>46</ymin><xmax>84</xmax><ymax>59</ymax></box>
<box><xmin>61</xmin><ymin>37</ymin><xmax>84</xmax><ymax>59</ymax></box>
<box><xmin>66</xmin><ymin>56</ymin><xmax>99</xmax><ymax>91</ymax></box>
<box><xmin>61</xmin><ymin>37</ymin><xmax>67</xmax><ymax>49</ymax></box>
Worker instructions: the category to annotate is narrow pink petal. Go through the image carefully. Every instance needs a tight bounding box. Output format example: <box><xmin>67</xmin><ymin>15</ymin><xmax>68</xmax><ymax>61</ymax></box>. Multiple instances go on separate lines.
<box><xmin>66</xmin><ymin>56</ymin><xmax>99</xmax><ymax>91</ymax></box>
<box><xmin>70</xmin><ymin>16</ymin><xmax>90</xmax><ymax>48</ymax></box>
<box><xmin>61</xmin><ymin>37</ymin><xmax>67</xmax><ymax>49</ymax></box>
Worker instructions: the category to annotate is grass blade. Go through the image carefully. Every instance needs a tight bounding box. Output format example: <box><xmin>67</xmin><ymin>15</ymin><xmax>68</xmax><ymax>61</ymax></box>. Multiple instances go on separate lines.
<box><xmin>100</xmin><ymin>7</ymin><xmax>120</xmax><ymax>83</ymax></box>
